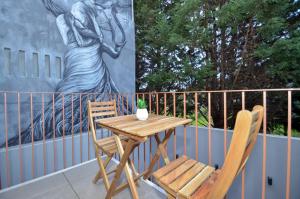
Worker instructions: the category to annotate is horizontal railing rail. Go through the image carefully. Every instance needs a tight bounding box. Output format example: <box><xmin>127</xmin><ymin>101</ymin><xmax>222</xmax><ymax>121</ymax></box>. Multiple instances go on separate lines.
<box><xmin>0</xmin><ymin>89</ymin><xmax>299</xmax><ymax>199</ymax></box>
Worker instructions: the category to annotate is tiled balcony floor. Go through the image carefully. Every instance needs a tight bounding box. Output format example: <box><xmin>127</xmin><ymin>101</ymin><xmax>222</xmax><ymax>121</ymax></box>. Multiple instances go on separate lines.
<box><xmin>0</xmin><ymin>158</ymin><xmax>165</xmax><ymax>199</ymax></box>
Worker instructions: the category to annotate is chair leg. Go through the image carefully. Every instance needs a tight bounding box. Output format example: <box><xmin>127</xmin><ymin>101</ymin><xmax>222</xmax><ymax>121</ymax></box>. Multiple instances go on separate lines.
<box><xmin>106</xmin><ymin>138</ymin><xmax>138</xmax><ymax>199</ymax></box>
<box><xmin>93</xmin><ymin>154</ymin><xmax>113</xmax><ymax>184</ymax></box>
<box><xmin>93</xmin><ymin>170</ymin><xmax>102</xmax><ymax>184</ymax></box>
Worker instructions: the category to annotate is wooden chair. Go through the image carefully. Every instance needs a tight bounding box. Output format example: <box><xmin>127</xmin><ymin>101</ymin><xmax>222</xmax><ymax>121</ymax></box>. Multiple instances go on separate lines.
<box><xmin>152</xmin><ymin>105</ymin><xmax>264</xmax><ymax>199</ymax></box>
<box><xmin>87</xmin><ymin>100</ymin><xmax>129</xmax><ymax>189</ymax></box>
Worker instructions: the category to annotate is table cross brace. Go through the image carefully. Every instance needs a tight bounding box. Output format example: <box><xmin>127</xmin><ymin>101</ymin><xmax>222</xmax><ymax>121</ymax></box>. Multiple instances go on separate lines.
<box><xmin>143</xmin><ymin>128</ymin><xmax>175</xmax><ymax>180</ymax></box>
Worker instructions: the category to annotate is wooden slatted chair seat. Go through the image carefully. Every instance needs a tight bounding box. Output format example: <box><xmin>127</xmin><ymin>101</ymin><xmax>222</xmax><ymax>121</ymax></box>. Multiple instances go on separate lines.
<box><xmin>153</xmin><ymin>156</ymin><xmax>220</xmax><ymax>199</ymax></box>
<box><xmin>153</xmin><ymin>105</ymin><xmax>264</xmax><ymax>199</ymax></box>
<box><xmin>96</xmin><ymin>135</ymin><xmax>128</xmax><ymax>155</ymax></box>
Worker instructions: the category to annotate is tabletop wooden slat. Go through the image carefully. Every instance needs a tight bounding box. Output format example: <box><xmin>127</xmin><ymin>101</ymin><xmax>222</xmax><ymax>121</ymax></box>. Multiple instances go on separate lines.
<box><xmin>113</xmin><ymin>116</ymin><xmax>164</xmax><ymax>129</ymax></box>
<box><xmin>121</xmin><ymin>117</ymin><xmax>175</xmax><ymax>131</ymax></box>
<box><xmin>134</xmin><ymin>117</ymin><xmax>190</xmax><ymax>136</ymax></box>
<box><xmin>107</xmin><ymin>115</ymin><xmax>164</xmax><ymax>127</ymax></box>
<box><xmin>96</xmin><ymin>114</ymin><xmax>192</xmax><ymax>139</ymax></box>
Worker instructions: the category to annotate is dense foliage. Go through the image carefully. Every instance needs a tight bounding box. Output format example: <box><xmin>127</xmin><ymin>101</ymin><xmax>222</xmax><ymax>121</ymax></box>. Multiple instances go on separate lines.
<box><xmin>134</xmin><ymin>0</ymin><xmax>300</xmax><ymax>132</ymax></box>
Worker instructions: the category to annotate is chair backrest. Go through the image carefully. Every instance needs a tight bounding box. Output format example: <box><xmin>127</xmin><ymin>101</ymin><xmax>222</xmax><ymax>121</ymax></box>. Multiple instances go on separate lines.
<box><xmin>87</xmin><ymin>100</ymin><xmax>117</xmax><ymax>143</ymax></box>
<box><xmin>207</xmin><ymin>105</ymin><xmax>264</xmax><ymax>199</ymax></box>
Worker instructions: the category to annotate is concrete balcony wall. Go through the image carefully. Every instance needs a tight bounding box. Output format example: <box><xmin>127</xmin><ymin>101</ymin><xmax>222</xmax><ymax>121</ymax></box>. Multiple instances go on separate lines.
<box><xmin>1</xmin><ymin>126</ymin><xmax>300</xmax><ymax>199</ymax></box>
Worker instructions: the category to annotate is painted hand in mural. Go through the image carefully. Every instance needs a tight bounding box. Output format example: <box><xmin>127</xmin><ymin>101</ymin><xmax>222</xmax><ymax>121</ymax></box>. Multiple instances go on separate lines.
<box><xmin>6</xmin><ymin>0</ymin><xmax>132</xmax><ymax>146</ymax></box>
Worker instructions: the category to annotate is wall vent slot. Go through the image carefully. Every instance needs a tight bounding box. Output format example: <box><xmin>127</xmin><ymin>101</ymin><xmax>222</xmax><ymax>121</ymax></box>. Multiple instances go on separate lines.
<box><xmin>32</xmin><ymin>53</ymin><xmax>39</xmax><ymax>77</ymax></box>
<box><xmin>55</xmin><ymin>57</ymin><xmax>61</xmax><ymax>79</ymax></box>
<box><xmin>18</xmin><ymin>50</ymin><xmax>26</xmax><ymax>76</ymax></box>
<box><xmin>4</xmin><ymin>48</ymin><xmax>11</xmax><ymax>75</ymax></box>
<box><xmin>45</xmin><ymin>54</ymin><xmax>50</xmax><ymax>78</ymax></box>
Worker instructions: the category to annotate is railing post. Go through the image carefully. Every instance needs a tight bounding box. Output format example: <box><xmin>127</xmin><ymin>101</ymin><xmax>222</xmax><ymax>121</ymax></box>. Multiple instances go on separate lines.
<box><xmin>262</xmin><ymin>91</ymin><xmax>267</xmax><ymax>199</ymax></box>
<box><xmin>52</xmin><ymin>93</ymin><xmax>57</xmax><ymax>171</ymax></box>
<box><xmin>285</xmin><ymin>91</ymin><xmax>292</xmax><ymax>199</ymax></box>
<box><xmin>71</xmin><ymin>94</ymin><xmax>75</xmax><ymax>166</ymax></box>
<box><xmin>4</xmin><ymin>93</ymin><xmax>11</xmax><ymax>187</ymax></box>
<box><xmin>195</xmin><ymin>92</ymin><xmax>198</xmax><ymax>161</ymax></box>
<box><xmin>156</xmin><ymin>93</ymin><xmax>159</xmax><ymax>115</ymax></box>
<box><xmin>183</xmin><ymin>92</ymin><xmax>187</xmax><ymax>156</ymax></box>
<box><xmin>208</xmin><ymin>92</ymin><xmax>211</xmax><ymax>165</ymax></box>
<box><xmin>62</xmin><ymin>94</ymin><xmax>66</xmax><ymax>168</ymax></box>
<box><xmin>79</xmin><ymin>93</ymin><xmax>82</xmax><ymax>163</ymax></box>
<box><xmin>164</xmin><ymin>93</ymin><xmax>167</xmax><ymax>116</ymax></box>
<box><xmin>30</xmin><ymin>93</ymin><xmax>35</xmax><ymax>179</ymax></box>
<box><xmin>173</xmin><ymin>93</ymin><xmax>176</xmax><ymax>160</ymax></box>
<box><xmin>87</xmin><ymin>94</ymin><xmax>90</xmax><ymax>160</ymax></box>
<box><xmin>241</xmin><ymin>91</ymin><xmax>245</xmax><ymax>199</ymax></box>
<box><xmin>17</xmin><ymin>92</ymin><xmax>23</xmax><ymax>183</ymax></box>
<box><xmin>223</xmin><ymin>92</ymin><xmax>227</xmax><ymax>157</ymax></box>
<box><xmin>42</xmin><ymin>93</ymin><xmax>47</xmax><ymax>175</ymax></box>
<box><xmin>136</xmin><ymin>93</ymin><xmax>140</xmax><ymax>173</ymax></box>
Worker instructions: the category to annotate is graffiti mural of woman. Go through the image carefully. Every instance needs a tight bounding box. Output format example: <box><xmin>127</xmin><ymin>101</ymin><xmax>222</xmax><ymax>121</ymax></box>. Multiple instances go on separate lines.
<box><xmin>7</xmin><ymin>0</ymin><xmax>132</xmax><ymax>146</ymax></box>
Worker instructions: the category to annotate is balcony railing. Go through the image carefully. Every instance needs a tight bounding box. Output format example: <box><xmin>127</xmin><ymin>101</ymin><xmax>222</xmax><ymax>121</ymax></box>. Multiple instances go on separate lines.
<box><xmin>0</xmin><ymin>88</ymin><xmax>299</xmax><ymax>199</ymax></box>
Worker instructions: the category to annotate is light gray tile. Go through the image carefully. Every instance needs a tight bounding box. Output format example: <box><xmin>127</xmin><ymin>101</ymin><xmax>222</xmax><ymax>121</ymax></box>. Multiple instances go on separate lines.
<box><xmin>0</xmin><ymin>159</ymin><xmax>165</xmax><ymax>199</ymax></box>
<box><xmin>0</xmin><ymin>173</ymin><xmax>78</xmax><ymax>199</ymax></box>
<box><xmin>63</xmin><ymin>160</ymin><xmax>115</xmax><ymax>199</ymax></box>
<box><xmin>113</xmin><ymin>181</ymin><xmax>165</xmax><ymax>199</ymax></box>
<box><xmin>64</xmin><ymin>159</ymin><xmax>165</xmax><ymax>199</ymax></box>
<box><xmin>63</xmin><ymin>160</ymin><xmax>101</xmax><ymax>182</ymax></box>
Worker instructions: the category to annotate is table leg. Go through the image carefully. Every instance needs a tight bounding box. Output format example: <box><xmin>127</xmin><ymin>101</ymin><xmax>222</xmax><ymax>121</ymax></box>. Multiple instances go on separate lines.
<box><xmin>154</xmin><ymin>134</ymin><xmax>170</xmax><ymax>164</ymax></box>
<box><xmin>129</xmin><ymin>159</ymin><xmax>140</xmax><ymax>186</ymax></box>
<box><xmin>105</xmin><ymin>137</ymin><xmax>138</xmax><ymax>199</ymax></box>
<box><xmin>143</xmin><ymin>128</ymin><xmax>174</xmax><ymax>180</ymax></box>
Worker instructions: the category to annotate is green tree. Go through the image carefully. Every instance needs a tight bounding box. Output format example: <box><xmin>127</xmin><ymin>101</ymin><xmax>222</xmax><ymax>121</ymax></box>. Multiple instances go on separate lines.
<box><xmin>134</xmin><ymin>0</ymin><xmax>300</xmax><ymax>130</ymax></box>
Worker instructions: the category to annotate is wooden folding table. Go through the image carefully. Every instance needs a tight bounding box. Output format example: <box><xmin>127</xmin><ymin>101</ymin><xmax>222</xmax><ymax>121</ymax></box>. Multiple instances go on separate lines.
<box><xmin>96</xmin><ymin>114</ymin><xmax>192</xmax><ymax>199</ymax></box>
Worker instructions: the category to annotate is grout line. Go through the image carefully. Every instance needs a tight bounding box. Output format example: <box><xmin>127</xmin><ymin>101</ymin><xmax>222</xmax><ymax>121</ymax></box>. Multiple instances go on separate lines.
<box><xmin>141</xmin><ymin>178</ymin><xmax>166</xmax><ymax>195</ymax></box>
<box><xmin>62</xmin><ymin>172</ymin><xmax>81</xmax><ymax>199</ymax></box>
<box><xmin>0</xmin><ymin>156</ymin><xmax>166</xmax><ymax>197</ymax></box>
<box><xmin>110</xmin><ymin>158</ymin><xmax>166</xmax><ymax>196</ymax></box>
<box><xmin>0</xmin><ymin>157</ymin><xmax>99</xmax><ymax>193</ymax></box>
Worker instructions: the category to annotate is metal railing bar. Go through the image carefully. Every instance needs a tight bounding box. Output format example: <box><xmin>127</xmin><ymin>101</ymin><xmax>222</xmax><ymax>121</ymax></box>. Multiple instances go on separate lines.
<box><xmin>173</xmin><ymin>93</ymin><xmax>176</xmax><ymax>160</ymax></box>
<box><xmin>52</xmin><ymin>94</ymin><xmax>57</xmax><ymax>172</ymax></box>
<box><xmin>62</xmin><ymin>94</ymin><xmax>66</xmax><ymax>168</ymax></box>
<box><xmin>17</xmin><ymin>92</ymin><xmax>23</xmax><ymax>183</ymax></box>
<box><xmin>79</xmin><ymin>94</ymin><xmax>82</xmax><ymax>163</ymax></box>
<box><xmin>87</xmin><ymin>94</ymin><xmax>90</xmax><ymax>160</ymax></box>
<box><xmin>1</xmin><ymin>87</ymin><xmax>300</xmax><ymax>95</ymax></box>
<box><xmin>241</xmin><ymin>91</ymin><xmax>245</xmax><ymax>199</ymax></box>
<box><xmin>71</xmin><ymin>94</ymin><xmax>74</xmax><ymax>166</ymax></box>
<box><xmin>4</xmin><ymin>93</ymin><xmax>11</xmax><ymax>186</ymax></box>
<box><xmin>183</xmin><ymin>93</ymin><xmax>187</xmax><ymax>156</ymax></box>
<box><xmin>30</xmin><ymin>93</ymin><xmax>35</xmax><ymax>179</ymax></box>
<box><xmin>285</xmin><ymin>91</ymin><xmax>292</xmax><ymax>199</ymax></box>
<box><xmin>261</xmin><ymin>91</ymin><xmax>267</xmax><ymax>199</ymax></box>
<box><xmin>195</xmin><ymin>92</ymin><xmax>198</xmax><ymax>161</ymax></box>
<box><xmin>223</xmin><ymin>92</ymin><xmax>227</xmax><ymax>157</ymax></box>
<box><xmin>42</xmin><ymin>94</ymin><xmax>47</xmax><ymax>175</ymax></box>
<box><xmin>208</xmin><ymin>92</ymin><xmax>212</xmax><ymax>165</ymax></box>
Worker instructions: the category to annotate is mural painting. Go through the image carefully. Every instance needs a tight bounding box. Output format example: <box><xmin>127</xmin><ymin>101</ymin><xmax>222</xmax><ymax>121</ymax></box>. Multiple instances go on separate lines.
<box><xmin>1</xmin><ymin>0</ymin><xmax>133</xmax><ymax>146</ymax></box>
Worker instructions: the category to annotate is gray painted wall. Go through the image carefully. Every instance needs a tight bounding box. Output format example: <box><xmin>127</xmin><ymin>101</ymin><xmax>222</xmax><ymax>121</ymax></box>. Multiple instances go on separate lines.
<box><xmin>0</xmin><ymin>0</ymin><xmax>135</xmax><ymax>144</ymax></box>
<box><xmin>0</xmin><ymin>0</ymin><xmax>135</xmax><ymax>93</ymax></box>
<box><xmin>1</xmin><ymin>127</ymin><xmax>300</xmax><ymax>199</ymax></box>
